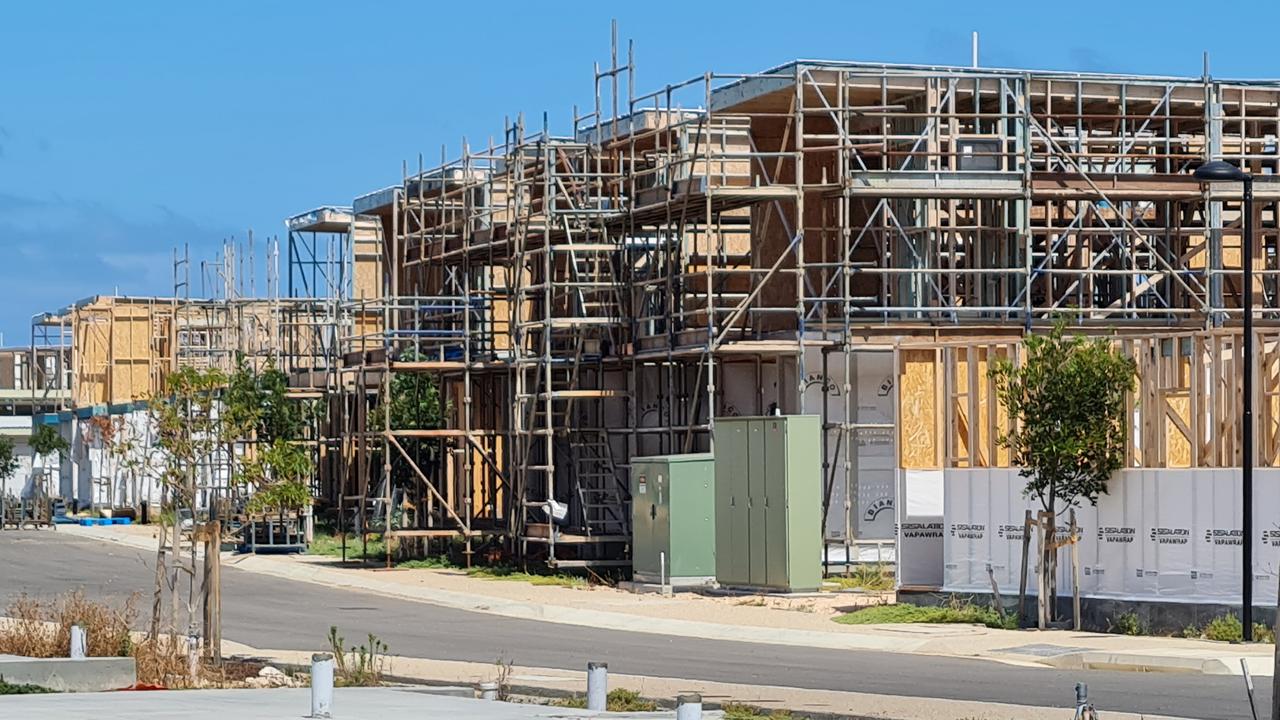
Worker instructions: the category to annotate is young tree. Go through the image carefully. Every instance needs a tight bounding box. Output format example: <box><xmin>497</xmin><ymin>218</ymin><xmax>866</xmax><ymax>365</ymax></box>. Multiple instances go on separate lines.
<box><xmin>0</xmin><ymin>436</ymin><xmax>16</xmax><ymax>525</ymax></box>
<box><xmin>241</xmin><ymin>439</ymin><xmax>312</xmax><ymax>516</ymax></box>
<box><xmin>223</xmin><ymin>357</ymin><xmax>307</xmax><ymax>507</ymax></box>
<box><xmin>0</xmin><ymin>435</ymin><xmax>18</xmax><ymax>491</ymax></box>
<box><xmin>28</xmin><ymin>424</ymin><xmax>68</xmax><ymax>507</ymax></box>
<box><xmin>148</xmin><ymin>366</ymin><xmax>226</xmax><ymax>639</ymax></box>
<box><xmin>29</xmin><ymin>424</ymin><xmax>68</xmax><ymax>468</ymax></box>
<box><xmin>371</xmin><ymin>348</ymin><xmax>446</xmax><ymax>542</ymax></box>
<box><xmin>991</xmin><ymin>322</ymin><xmax>1136</xmax><ymax>626</ymax></box>
<box><xmin>109</xmin><ymin>420</ymin><xmax>150</xmax><ymax>513</ymax></box>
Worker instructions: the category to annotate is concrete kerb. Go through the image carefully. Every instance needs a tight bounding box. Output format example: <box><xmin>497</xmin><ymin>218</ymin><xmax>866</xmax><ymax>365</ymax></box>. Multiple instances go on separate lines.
<box><xmin>1044</xmin><ymin>650</ymin><xmax>1274</xmax><ymax>677</ymax></box>
<box><xmin>0</xmin><ymin>654</ymin><xmax>137</xmax><ymax>692</ymax></box>
<box><xmin>61</xmin><ymin>525</ymin><xmax>1278</xmax><ymax>677</ymax></box>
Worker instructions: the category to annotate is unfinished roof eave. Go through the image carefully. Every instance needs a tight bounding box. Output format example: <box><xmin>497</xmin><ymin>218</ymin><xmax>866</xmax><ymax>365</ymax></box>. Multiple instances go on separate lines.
<box><xmin>709</xmin><ymin>58</ymin><xmax>1280</xmax><ymax>112</ymax></box>
<box><xmin>575</xmin><ymin>108</ymin><xmax>705</xmax><ymax>144</ymax></box>
<box><xmin>353</xmin><ymin>185</ymin><xmax>398</xmax><ymax>216</ymax></box>
<box><xmin>286</xmin><ymin>206</ymin><xmax>355</xmax><ymax>234</ymax></box>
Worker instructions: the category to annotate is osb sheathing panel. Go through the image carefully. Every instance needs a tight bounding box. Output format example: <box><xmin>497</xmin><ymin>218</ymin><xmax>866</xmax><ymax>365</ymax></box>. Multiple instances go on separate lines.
<box><xmin>110</xmin><ymin>308</ymin><xmax>152</xmax><ymax>402</ymax></box>
<box><xmin>680</xmin><ymin>117</ymin><xmax>753</xmax><ymax>187</ymax></box>
<box><xmin>471</xmin><ymin>436</ymin><xmax>504</xmax><ymax>521</ymax></box>
<box><xmin>354</xmin><ymin>259</ymin><xmax>381</xmax><ymax>301</ymax></box>
<box><xmin>1165</xmin><ymin>393</ymin><xmax>1193</xmax><ymax>468</ymax></box>
<box><xmin>899</xmin><ymin>348</ymin><xmax>938</xmax><ymax>469</ymax></box>
<box><xmin>481</xmin><ymin>265</ymin><xmax>513</xmax><ymax>352</ymax></box>
<box><xmin>74</xmin><ymin>310</ymin><xmax>110</xmax><ymax>407</ymax></box>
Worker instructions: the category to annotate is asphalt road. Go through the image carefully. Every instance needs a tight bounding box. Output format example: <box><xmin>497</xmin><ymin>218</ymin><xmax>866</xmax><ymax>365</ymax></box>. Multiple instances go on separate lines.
<box><xmin>0</xmin><ymin>531</ymin><xmax>1264</xmax><ymax>719</ymax></box>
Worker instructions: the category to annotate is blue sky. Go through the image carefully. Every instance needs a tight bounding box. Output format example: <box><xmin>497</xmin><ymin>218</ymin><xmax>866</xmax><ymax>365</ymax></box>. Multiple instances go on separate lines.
<box><xmin>2</xmin><ymin>0</ymin><xmax>1279</xmax><ymax>344</ymax></box>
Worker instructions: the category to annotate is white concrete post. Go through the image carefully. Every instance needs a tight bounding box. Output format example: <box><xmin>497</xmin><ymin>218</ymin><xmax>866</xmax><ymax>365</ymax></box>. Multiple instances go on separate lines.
<box><xmin>478</xmin><ymin>681</ymin><xmax>499</xmax><ymax>701</ymax></box>
<box><xmin>69</xmin><ymin>624</ymin><xmax>86</xmax><ymax>659</ymax></box>
<box><xmin>586</xmin><ymin>661</ymin><xmax>607</xmax><ymax>711</ymax></box>
<box><xmin>187</xmin><ymin>628</ymin><xmax>200</xmax><ymax>680</ymax></box>
<box><xmin>676</xmin><ymin>693</ymin><xmax>703</xmax><ymax>720</ymax></box>
<box><xmin>311</xmin><ymin>652</ymin><xmax>335</xmax><ymax>718</ymax></box>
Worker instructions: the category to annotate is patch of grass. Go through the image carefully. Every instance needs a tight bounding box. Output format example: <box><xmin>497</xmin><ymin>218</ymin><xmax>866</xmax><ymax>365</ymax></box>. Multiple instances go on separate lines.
<box><xmin>1193</xmin><ymin>615</ymin><xmax>1275</xmax><ymax>644</ymax></box>
<box><xmin>551</xmin><ymin>688</ymin><xmax>658</xmax><ymax>711</ymax></box>
<box><xmin>1107</xmin><ymin>611</ymin><xmax>1144</xmax><ymax>636</ymax></box>
<box><xmin>0</xmin><ymin>678</ymin><xmax>55</xmax><ymax>695</ymax></box>
<box><xmin>395</xmin><ymin>557</ymin><xmax>459</xmax><ymax>570</ymax></box>
<box><xmin>735</xmin><ymin>597</ymin><xmax>767</xmax><ymax>607</ymax></box>
<box><xmin>824</xmin><ymin>564</ymin><xmax>894</xmax><ymax>592</ymax></box>
<box><xmin>465</xmin><ymin>565</ymin><xmax>587</xmax><ymax>588</ymax></box>
<box><xmin>1203</xmin><ymin>614</ymin><xmax>1243</xmax><ymax>643</ymax></box>
<box><xmin>723</xmin><ymin>702</ymin><xmax>794</xmax><ymax>719</ymax></box>
<box><xmin>308</xmin><ymin>531</ymin><xmax>390</xmax><ymax>561</ymax></box>
<box><xmin>308</xmin><ymin>533</ymin><xmax>587</xmax><ymax>586</ymax></box>
<box><xmin>833</xmin><ymin>602</ymin><xmax>1016</xmax><ymax>630</ymax></box>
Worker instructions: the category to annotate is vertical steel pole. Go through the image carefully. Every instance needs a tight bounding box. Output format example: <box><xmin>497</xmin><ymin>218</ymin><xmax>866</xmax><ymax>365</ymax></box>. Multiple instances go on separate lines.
<box><xmin>311</xmin><ymin>652</ymin><xmax>334</xmax><ymax>718</ymax></box>
<box><xmin>676</xmin><ymin>693</ymin><xmax>703</xmax><ymax>720</ymax></box>
<box><xmin>69</xmin><ymin>624</ymin><xmax>86</xmax><ymax>659</ymax></box>
<box><xmin>586</xmin><ymin>662</ymin><xmax>608</xmax><ymax>711</ymax></box>
<box><xmin>1242</xmin><ymin>175</ymin><xmax>1254</xmax><ymax>641</ymax></box>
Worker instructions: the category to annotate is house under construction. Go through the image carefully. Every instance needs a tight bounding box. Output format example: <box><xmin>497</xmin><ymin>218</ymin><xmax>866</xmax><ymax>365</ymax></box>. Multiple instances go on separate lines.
<box><xmin>313</xmin><ymin>42</ymin><xmax>1280</xmax><ymax>569</ymax></box>
<box><xmin>30</xmin><ymin>236</ymin><xmax>340</xmax><ymax>510</ymax></box>
<box><xmin>29</xmin><ymin>38</ymin><xmax>1280</xmax><ymax>574</ymax></box>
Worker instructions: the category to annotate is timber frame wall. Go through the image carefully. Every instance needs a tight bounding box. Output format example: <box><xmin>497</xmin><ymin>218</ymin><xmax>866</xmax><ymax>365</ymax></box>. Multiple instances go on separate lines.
<box><xmin>33</xmin><ymin>295</ymin><xmax>335</xmax><ymax>410</ymax></box>
<box><xmin>330</xmin><ymin>44</ymin><xmax>1280</xmax><ymax>567</ymax></box>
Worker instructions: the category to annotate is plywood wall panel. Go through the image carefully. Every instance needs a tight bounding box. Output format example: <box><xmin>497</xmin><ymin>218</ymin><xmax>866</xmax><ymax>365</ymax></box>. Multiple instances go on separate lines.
<box><xmin>900</xmin><ymin>348</ymin><xmax>939</xmax><ymax>469</ymax></box>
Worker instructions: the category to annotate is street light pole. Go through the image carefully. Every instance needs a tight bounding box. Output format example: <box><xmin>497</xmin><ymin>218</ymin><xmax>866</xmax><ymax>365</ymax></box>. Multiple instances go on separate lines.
<box><xmin>1241</xmin><ymin>173</ymin><xmax>1254</xmax><ymax>643</ymax></box>
<box><xmin>1192</xmin><ymin>160</ymin><xmax>1254</xmax><ymax>642</ymax></box>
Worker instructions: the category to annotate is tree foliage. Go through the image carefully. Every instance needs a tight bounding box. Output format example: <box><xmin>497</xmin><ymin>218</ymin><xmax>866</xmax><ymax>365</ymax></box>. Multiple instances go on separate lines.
<box><xmin>0</xmin><ymin>436</ymin><xmax>17</xmax><ymax>482</ymax></box>
<box><xmin>991</xmin><ymin>322</ymin><xmax>1136</xmax><ymax>512</ymax></box>
<box><xmin>29</xmin><ymin>424</ymin><xmax>68</xmax><ymax>459</ymax></box>
<box><xmin>224</xmin><ymin>357</ymin><xmax>312</xmax><ymax>515</ymax></box>
<box><xmin>224</xmin><ymin>356</ymin><xmax>303</xmax><ymax>444</ymax></box>
<box><xmin>373</xmin><ymin>349</ymin><xmax>445</xmax><ymax>431</ymax></box>
<box><xmin>371</xmin><ymin>349</ymin><xmax>447</xmax><ymax>494</ymax></box>
<box><xmin>150</xmin><ymin>366</ymin><xmax>226</xmax><ymax>506</ymax></box>
<box><xmin>239</xmin><ymin>439</ymin><xmax>312</xmax><ymax>515</ymax></box>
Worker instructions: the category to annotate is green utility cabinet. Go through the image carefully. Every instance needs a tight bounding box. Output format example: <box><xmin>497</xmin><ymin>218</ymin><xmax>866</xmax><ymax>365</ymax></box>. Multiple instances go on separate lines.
<box><xmin>630</xmin><ymin>454</ymin><xmax>716</xmax><ymax>586</ymax></box>
<box><xmin>714</xmin><ymin>415</ymin><xmax>822</xmax><ymax>592</ymax></box>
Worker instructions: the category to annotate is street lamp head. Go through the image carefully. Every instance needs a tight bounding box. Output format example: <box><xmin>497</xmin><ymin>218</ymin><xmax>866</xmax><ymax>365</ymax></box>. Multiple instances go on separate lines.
<box><xmin>1193</xmin><ymin>160</ymin><xmax>1250</xmax><ymax>182</ymax></box>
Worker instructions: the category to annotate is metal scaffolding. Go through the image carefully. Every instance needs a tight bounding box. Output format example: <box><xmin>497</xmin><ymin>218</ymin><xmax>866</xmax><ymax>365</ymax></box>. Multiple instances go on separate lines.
<box><xmin>320</xmin><ymin>32</ymin><xmax>1280</xmax><ymax>568</ymax></box>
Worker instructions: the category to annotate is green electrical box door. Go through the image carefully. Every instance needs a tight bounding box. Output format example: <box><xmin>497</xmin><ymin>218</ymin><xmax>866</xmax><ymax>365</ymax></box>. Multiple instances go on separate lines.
<box><xmin>713</xmin><ymin>415</ymin><xmax>822</xmax><ymax>592</ymax></box>
<box><xmin>631</xmin><ymin>454</ymin><xmax>715</xmax><ymax>586</ymax></box>
<box><xmin>764</xmin><ymin>417</ymin><xmax>789</xmax><ymax>589</ymax></box>
<box><xmin>747</xmin><ymin>420</ymin><xmax>768</xmax><ymax>586</ymax></box>
<box><xmin>714</xmin><ymin>421</ymin><xmax>750</xmax><ymax>587</ymax></box>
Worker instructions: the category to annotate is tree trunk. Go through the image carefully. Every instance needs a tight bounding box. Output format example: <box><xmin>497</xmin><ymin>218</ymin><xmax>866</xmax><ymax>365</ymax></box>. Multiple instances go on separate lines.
<box><xmin>170</xmin><ymin>506</ymin><xmax>181</xmax><ymax>635</ymax></box>
<box><xmin>150</xmin><ymin>518</ymin><xmax>166</xmax><ymax>640</ymax></box>
<box><xmin>1037</xmin><ymin>511</ymin><xmax>1050</xmax><ymax>629</ymax></box>
<box><xmin>1046</xmin><ymin>495</ymin><xmax>1058</xmax><ymax>624</ymax></box>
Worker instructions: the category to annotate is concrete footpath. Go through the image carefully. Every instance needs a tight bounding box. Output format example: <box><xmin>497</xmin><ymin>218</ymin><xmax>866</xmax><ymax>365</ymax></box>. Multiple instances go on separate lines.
<box><xmin>0</xmin><ymin>686</ymin><xmax>711</xmax><ymax>720</ymax></box>
<box><xmin>217</xmin><ymin>641</ymin><xmax>1191</xmax><ymax>720</ymax></box>
<box><xmin>63</xmin><ymin>524</ymin><xmax>1277</xmax><ymax>678</ymax></box>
